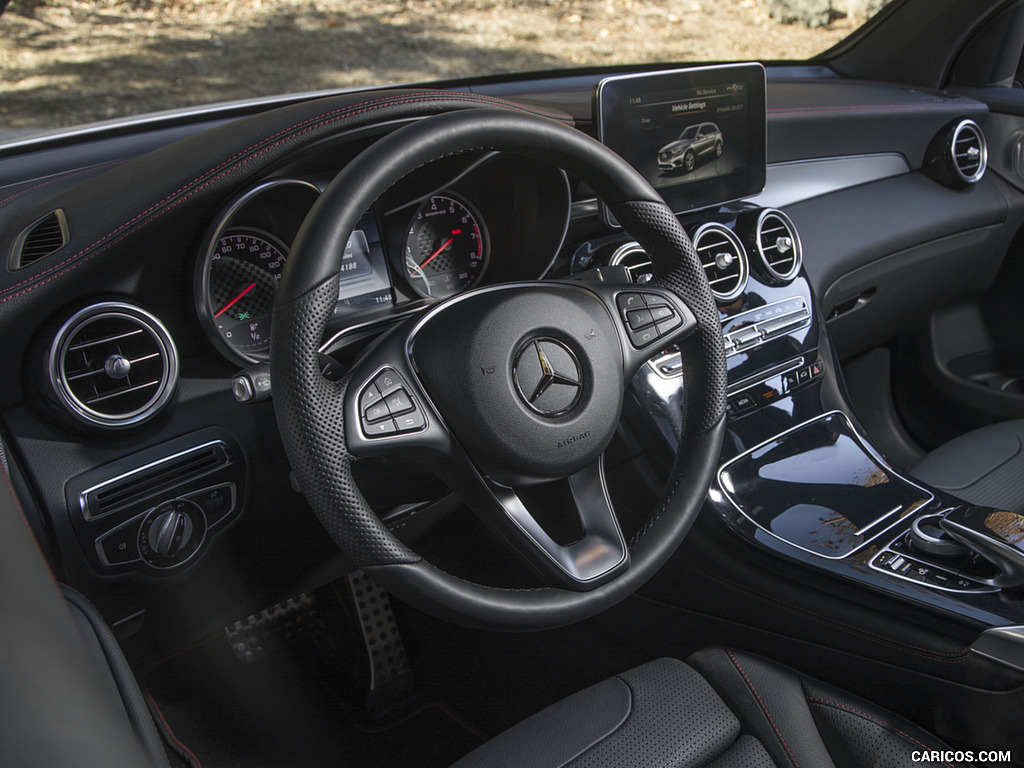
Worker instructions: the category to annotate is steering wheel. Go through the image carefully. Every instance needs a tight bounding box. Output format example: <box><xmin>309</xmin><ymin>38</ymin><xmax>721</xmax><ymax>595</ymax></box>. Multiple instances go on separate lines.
<box><xmin>271</xmin><ymin>108</ymin><xmax>726</xmax><ymax>631</ymax></box>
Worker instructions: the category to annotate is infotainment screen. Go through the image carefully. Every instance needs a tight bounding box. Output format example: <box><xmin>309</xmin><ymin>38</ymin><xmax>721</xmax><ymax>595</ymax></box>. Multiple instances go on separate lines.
<box><xmin>595</xmin><ymin>63</ymin><xmax>766</xmax><ymax>221</ymax></box>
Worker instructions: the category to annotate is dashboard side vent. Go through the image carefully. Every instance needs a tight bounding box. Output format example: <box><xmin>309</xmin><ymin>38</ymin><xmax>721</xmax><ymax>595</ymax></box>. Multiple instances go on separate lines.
<box><xmin>924</xmin><ymin>118</ymin><xmax>988</xmax><ymax>188</ymax></box>
<box><xmin>950</xmin><ymin>119</ymin><xmax>987</xmax><ymax>184</ymax></box>
<box><xmin>49</xmin><ymin>302</ymin><xmax>179</xmax><ymax>429</ymax></box>
<box><xmin>754</xmin><ymin>209</ymin><xmax>802</xmax><ymax>284</ymax></box>
<box><xmin>692</xmin><ymin>223</ymin><xmax>748</xmax><ymax>303</ymax></box>
<box><xmin>80</xmin><ymin>441</ymin><xmax>229</xmax><ymax>521</ymax></box>
<box><xmin>608</xmin><ymin>241</ymin><xmax>654</xmax><ymax>283</ymax></box>
<box><xmin>10</xmin><ymin>210</ymin><xmax>68</xmax><ymax>269</ymax></box>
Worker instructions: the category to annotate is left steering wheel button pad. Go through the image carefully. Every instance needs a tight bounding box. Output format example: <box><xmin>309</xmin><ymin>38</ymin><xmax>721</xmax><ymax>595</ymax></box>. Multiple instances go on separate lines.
<box><xmin>360</xmin><ymin>368</ymin><xmax>426</xmax><ymax>438</ymax></box>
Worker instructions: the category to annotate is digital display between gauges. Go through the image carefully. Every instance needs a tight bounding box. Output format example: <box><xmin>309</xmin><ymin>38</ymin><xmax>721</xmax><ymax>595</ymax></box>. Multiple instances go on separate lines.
<box><xmin>207</xmin><ymin>230</ymin><xmax>286</xmax><ymax>358</ymax></box>
<box><xmin>403</xmin><ymin>194</ymin><xmax>487</xmax><ymax>299</ymax></box>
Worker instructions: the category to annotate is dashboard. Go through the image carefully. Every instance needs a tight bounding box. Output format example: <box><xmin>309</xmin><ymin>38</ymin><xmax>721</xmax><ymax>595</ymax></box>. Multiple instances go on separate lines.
<box><xmin>0</xmin><ymin>64</ymin><xmax>1021</xmax><ymax>635</ymax></box>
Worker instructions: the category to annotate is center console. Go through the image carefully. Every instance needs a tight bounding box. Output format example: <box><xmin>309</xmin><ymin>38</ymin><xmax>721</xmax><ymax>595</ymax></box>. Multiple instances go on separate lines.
<box><xmin>590</xmin><ymin>65</ymin><xmax>1024</xmax><ymax>648</ymax></box>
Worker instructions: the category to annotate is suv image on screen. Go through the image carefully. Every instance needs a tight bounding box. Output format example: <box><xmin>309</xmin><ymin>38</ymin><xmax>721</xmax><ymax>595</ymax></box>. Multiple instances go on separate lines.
<box><xmin>657</xmin><ymin>122</ymin><xmax>724</xmax><ymax>173</ymax></box>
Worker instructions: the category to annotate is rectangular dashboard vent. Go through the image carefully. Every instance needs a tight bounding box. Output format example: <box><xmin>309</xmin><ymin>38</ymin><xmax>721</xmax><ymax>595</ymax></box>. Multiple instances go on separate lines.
<box><xmin>80</xmin><ymin>441</ymin><xmax>229</xmax><ymax>521</ymax></box>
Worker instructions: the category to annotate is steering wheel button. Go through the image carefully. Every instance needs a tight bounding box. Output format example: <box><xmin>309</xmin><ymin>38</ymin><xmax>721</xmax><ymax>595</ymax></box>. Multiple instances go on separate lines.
<box><xmin>616</xmin><ymin>293</ymin><xmax>645</xmax><ymax>314</ymax></box>
<box><xmin>655</xmin><ymin>314</ymin><xmax>683</xmax><ymax>337</ymax></box>
<box><xmin>627</xmin><ymin>326</ymin><xmax>658</xmax><ymax>348</ymax></box>
<box><xmin>364</xmin><ymin>402</ymin><xmax>391</xmax><ymax>424</ymax></box>
<box><xmin>374</xmin><ymin>370</ymin><xmax>403</xmax><ymax>395</ymax></box>
<box><xmin>625</xmin><ymin>308</ymin><xmax>654</xmax><ymax>330</ymax></box>
<box><xmin>395</xmin><ymin>410</ymin><xmax>426</xmax><ymax>433</ymax></box>
<box><xmin>364</xmin><ymin>419</ymin><xmax>398</xmax><ymax>437</ymax></box>
<box><xmin>360</xmin><ymin>385</ymin><xmax>383</xmax><ymax>411</ymax></box>
<box><xmin>385</xmin><ymin>389</ymin><xmax>414</xmax><ymax>416</ymax></box>
<box><xmin>649</xmin><ymin>305</ymin><xmax>675</xmax><ymax>322</ymax></box>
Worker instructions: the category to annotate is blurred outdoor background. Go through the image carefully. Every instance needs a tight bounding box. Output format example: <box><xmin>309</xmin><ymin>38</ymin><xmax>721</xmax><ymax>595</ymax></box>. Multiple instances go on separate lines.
<box><xmin>1</xmin><ymin>0</ymin><xmax>883</xmax><ymax>132</ymax></box>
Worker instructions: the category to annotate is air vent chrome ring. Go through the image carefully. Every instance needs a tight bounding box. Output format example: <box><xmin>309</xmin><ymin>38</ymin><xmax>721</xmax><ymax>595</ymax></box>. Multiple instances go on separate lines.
<box><xmin>950</xmin><ymin>119</ymin><xmax>987</xmax><ymax>185</ymax></box>
<box><xmin>609</xmin><ymin>241</ymin><xmax>654</xmax><ymax>283</ymax></box>
<box><xmin>49</xmin><ymin>302</ymin><xmax>179</xmax><ymax>428</ymax></box>
<box><xmin>754</xmin><ymin>209</ymin><xmax>802</xmax><ymax>284</ymax></box>
<box><xmin>692</xmin><ymin>222</ymin><xmax>748</xmax><ymax>303</ymax></box>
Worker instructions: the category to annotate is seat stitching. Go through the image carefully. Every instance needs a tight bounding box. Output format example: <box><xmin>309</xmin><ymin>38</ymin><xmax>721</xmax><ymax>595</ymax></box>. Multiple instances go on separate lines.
<box><xmin>807</xmin><ymin>696</ymin><xmax>955</xmax><ymax>768</ymax></box>
<box><xmin>145</xmin><ymin>689</ymin><xmax>203</xmax><ymax>768</ymax></box>
<box><xmin>689</xmin><ymin>562</ymin><xmax>971</xmax><ymax>663</ymax></box>
<box><xmin>726</xmin><ymin>649</ymin><xmax>800</xmax><ymax>768</ymax></box>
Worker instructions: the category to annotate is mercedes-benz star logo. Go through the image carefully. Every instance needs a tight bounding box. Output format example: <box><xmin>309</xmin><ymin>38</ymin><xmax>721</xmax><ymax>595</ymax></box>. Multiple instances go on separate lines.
<box><xmin>512</xmin><ymin>339</ymin><xmax>583</xmax><ymax>417</ymax></box>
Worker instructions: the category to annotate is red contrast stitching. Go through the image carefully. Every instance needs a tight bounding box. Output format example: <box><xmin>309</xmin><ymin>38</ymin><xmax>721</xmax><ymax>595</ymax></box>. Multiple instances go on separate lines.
<box><xmin>0</xmin><ymin>159</ymin><xmax>127</xmax><ymax>207</ymax></box>
<box><xmin>145</xmin><ymin>689</ymin><xmax>204</xmax><ymax>768</ymax></box>
<box><xmin>807</xmin><ymin>696</ymin><xmax>955</xmax><ymax>768</ymax></box>
<box><xmin>689</xmin><ymin>561</ymin><xmax>971</xmax><ymax>664</ymax></box>
<box><xmin>0</xmin><ymin>91</ymin><xmax>572</xmax><ymax>304</ymax></box>
<box><xmin>727</xmin><ymin>650</ymin><xmax>800</xmax><ymax>768</ymax></box>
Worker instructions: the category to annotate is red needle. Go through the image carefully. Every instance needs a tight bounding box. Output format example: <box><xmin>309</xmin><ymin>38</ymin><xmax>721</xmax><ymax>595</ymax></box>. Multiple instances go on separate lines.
<box><xmin>214</xmin><ymin>282</ymin><xmax>257</xmax><ymax>318</ymax></box>
<box><xmin>418</xmin><ymin>237</ymin><xmax>453</xmax><ymax>271</ymax></box>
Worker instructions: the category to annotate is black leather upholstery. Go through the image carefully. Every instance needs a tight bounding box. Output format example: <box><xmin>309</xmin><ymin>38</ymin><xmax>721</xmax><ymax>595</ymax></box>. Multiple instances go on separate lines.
<box><xmin>910</xmin><ymin>420</ymin><xmax>1024</xmax><ymax>513</ymax></box>
<box><xmin>0</xmin><ymin>473</ymin><xmax>158</xmax><ymax>767</ymax></box>
<box><xmin>454</xmin><ymin>649</ymin><xmax>966</xmax><ymax>768</ymax></box>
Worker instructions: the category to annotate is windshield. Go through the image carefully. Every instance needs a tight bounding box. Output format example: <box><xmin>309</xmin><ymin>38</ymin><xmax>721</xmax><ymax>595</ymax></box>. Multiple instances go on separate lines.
<box><xmin>679</xmin><ymin>126</ymin><xmax>700</xmax><ymax>140</ymax></box>
<box><xmin>2</xmin><ymin>0</ymin><xmax>890</xmax><ymax>136</ymax></box>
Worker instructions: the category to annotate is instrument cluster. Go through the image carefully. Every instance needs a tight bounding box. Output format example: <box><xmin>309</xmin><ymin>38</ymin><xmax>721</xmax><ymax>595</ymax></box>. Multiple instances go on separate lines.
<box><xmin>195</xmin><ymin>153</ymin><xmax>570</xmax><ymax>365</ymax></box>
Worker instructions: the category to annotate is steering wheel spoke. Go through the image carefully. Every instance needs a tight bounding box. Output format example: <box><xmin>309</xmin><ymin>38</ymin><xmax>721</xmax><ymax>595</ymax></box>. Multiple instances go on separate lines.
<box><xmin>470</xmin><ymin>457</ymin><xmax>629</xmax><ymax>590</ymax></box>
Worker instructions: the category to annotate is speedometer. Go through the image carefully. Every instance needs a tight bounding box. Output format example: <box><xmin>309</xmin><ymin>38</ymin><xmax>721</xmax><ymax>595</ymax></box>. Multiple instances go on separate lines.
<box><xmin>205</xmin><ymin>230</ymin><xmax>286</xmax><ymax>360</ymax></box>
<box><xmin>403</xmin><ymin>194</ymin><xmax>487</xmax><ymax>299</ymax></box>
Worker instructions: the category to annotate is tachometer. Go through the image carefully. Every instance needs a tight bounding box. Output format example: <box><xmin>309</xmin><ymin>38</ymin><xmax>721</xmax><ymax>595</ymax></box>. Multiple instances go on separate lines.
<box><xmin>205</xmin><ymin>230</ymin><xmax>286</xmax><ymax>360</ymax></box>
<box><xmin>403</xmin><ymin>194</ymin><xmax>487</xmax><ymax>299</ymax></box>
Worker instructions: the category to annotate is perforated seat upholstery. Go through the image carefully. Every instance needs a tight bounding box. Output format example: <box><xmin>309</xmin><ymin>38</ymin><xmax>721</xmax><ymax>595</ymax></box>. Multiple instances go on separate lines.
<box><xmin>910</xmin><ymin>420</ymin><xmax>1024</xmax><ymax>513</ymax></box>
<box><xmin>453</xmin><ymin>648</ymin><xmax>963</xmax><ymax>768</ymax></box>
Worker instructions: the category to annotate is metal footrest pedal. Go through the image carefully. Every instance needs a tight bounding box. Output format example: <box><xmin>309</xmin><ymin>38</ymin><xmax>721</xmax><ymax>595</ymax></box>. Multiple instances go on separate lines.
<box><xmin>342</xmin><ymin>570</ymin><xmax>417</xmax><ymax>723</ymax></box>
<box><xmin>223</xmin><ymin>592</ymin><xmax>320</xmax><ymax>663</ymax></box>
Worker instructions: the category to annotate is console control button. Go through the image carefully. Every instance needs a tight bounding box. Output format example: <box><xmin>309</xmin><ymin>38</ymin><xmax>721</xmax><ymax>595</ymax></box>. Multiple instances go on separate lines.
<box><xmin>186</xmin><ymin>484</ymin><xmax>234</xmax><ymax>527</ymax></box>
<box><xmin>97</xmin><ymin>517</ymin><xmax>145</xmax><ymax>566</ymax></box>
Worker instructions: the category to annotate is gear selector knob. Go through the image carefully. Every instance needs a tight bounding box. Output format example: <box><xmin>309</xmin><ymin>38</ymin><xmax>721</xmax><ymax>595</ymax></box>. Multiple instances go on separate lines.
<box><xmin>941</xmin><ymin>506</ymin><xmax>1024</xmax><ymax>588</ymax></box>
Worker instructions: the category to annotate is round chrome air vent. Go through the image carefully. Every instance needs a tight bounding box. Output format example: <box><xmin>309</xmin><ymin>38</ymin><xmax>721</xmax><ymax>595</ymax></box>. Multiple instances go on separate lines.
<box><xmin>950</xmin><ymin>119</ymin><xmax>987</xmax><ymax>184</ymax></box>
<box><xmin>692</xmin><ymin>223</ymin><xmax>748</xmax><ymax>303</ymax></box>
<box><xmin>754</xmin><ymin>209</ymin><xmax>802</xmax><ymax>284</ymax></box>
<box><xmin>49</xmin><ymin>302</ymin><xmax>179</xmax><ymax>428</ymax></box>
<box><xmin>609</xmin><ymin>241</ymin><xmax>653</xmax><ymax>283</ymax></box>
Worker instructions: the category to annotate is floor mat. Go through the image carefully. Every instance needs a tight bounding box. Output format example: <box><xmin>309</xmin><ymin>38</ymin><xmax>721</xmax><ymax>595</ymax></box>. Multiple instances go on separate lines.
<box><xmin>144</xmin><ymin>610</ymin><xmax>484</xmax><ymax>768</ymax></box>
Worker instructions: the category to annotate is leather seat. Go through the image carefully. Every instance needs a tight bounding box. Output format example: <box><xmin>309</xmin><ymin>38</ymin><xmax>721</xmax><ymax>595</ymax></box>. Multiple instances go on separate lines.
<box><xmin>453</xmin><ymin>648</ymin><xmax>962</xmax><ymax>768</ymax></box>
<box><xmin>909</xmin><ymin>419</ymin><xmax>1024</xmax><ymax>513</ymax></box>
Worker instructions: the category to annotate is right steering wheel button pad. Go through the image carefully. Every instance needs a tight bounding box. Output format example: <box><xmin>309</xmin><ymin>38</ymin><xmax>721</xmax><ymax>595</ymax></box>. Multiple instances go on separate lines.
<box><xmin>360</xmin><ymin>368</ymin><xmax>426</xmax><ymax>438</ymax></box>
<box><xmin>617</xmin><ymin>291</ymin><xmax>681</xmax><ymax>348</ymax></box>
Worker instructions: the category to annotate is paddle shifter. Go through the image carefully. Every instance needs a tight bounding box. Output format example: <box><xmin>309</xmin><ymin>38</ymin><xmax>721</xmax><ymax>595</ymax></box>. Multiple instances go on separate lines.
<box><xmin>941</xmin><ymin>506</ymin><xmax>1024</xmax><ymax>588</ymax></box>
